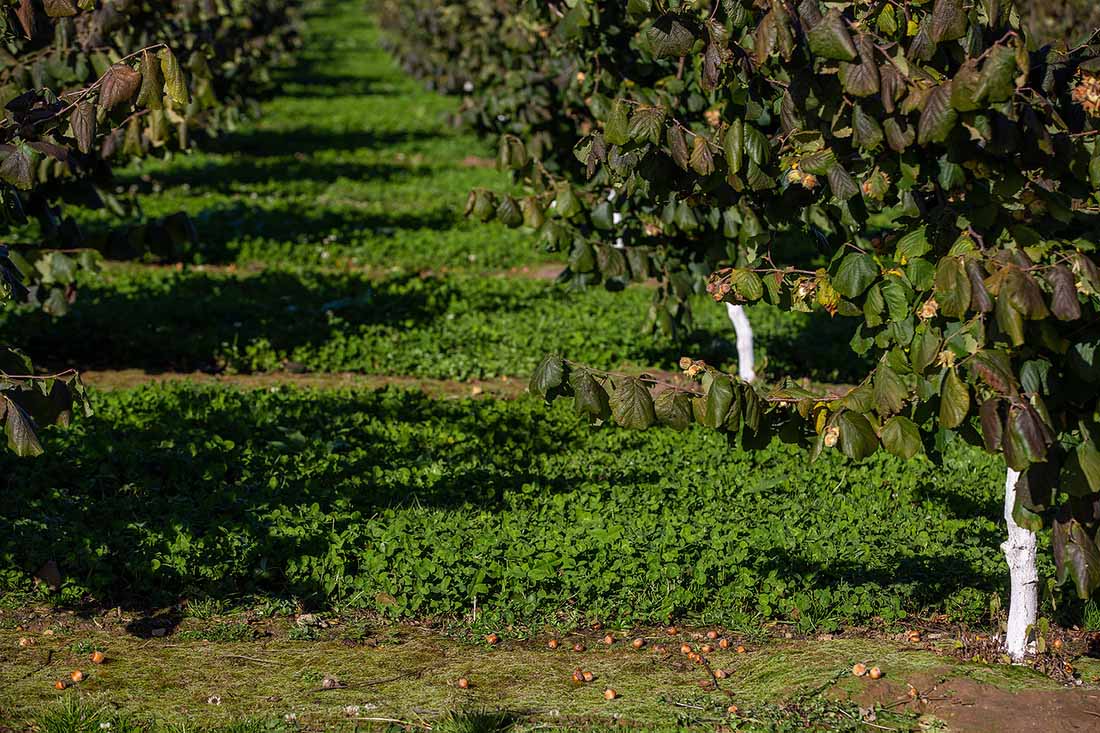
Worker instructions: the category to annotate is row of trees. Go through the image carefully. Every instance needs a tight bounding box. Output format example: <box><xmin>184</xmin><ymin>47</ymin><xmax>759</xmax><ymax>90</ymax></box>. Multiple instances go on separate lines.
<box><xmin>381</xmin><ymin>0</ymin><xmax>1100</xmax><ymax>662</ymax></box>
<box><xmin>0</xmin><ymin>0</ymin><xmax>301</xmax><ymax>456</ymax></box>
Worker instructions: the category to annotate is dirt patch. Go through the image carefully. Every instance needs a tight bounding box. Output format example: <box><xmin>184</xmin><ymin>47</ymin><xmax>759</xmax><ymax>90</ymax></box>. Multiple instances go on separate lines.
<box><xmin>80</xmin><ymin>369</ymin><xmax>528</xmax><ymax>397</ymax></box>
<box><xmin>840</xmin><ymin>671</ymin><xmax>1100</xmax><ymax>732</ymax></box>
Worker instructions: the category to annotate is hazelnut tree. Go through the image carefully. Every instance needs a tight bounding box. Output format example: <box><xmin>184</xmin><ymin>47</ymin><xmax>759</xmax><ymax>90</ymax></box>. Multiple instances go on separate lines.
<box><xmin>505</xmin><ymin>0</ymin><xmax>1100</xmax><ymax>662</ymax></box>
<box><xmin>0</xmin><ymin>0</ymin><xmax>300</xmax><ymax>456</ymax></box>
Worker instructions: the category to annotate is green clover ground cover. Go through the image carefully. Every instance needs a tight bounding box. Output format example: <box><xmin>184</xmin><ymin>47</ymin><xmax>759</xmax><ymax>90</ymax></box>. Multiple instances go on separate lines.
<box><xmin>70</xmin><ymin>2</ymin><xmax>544</xmax><ymax>274</ymax></box>
<box><xmin>2</xmin><ymin>266</ymin><xmax>859</xmax><ymax>383</ymax></box>
<box><xmin>1</xmin><ymin>384</ymin><xmax>1014</xmax><ymax>629</ymax></box>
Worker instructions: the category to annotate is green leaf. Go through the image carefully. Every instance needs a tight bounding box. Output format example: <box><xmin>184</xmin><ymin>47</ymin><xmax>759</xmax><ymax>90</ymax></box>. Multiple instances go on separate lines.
<box><xmin>834</xmin><ymin>252</ymin><xmax>878</xmax><ymax>298</ymax></box>
<box><xmin>137</xmin><ymin>49</ymin><xmax>164</xmax><ymax>110</ymax></box>
<box><xmin>939</xmin><ymin>368</ymin><xmax>970</xmax><ymax>429</ymax></box>
<box><xmin>933</xmin><ymin>257</ymin><xmax>971</xmax><ymax>318</ymax></box>
<box><xmin>610</xmin><ymin>377</ymin><xmax>656</xmax><ymax>429</ymax></box>
<box><xmin>838</xmin><ymin>39</ymin><xmax>880</xmax><ymax>97</ymax></box>
<box><xmin>852</xmin><ymin>105</ymin><xmax>884</xmax><ymax>149</ymax></box>
<box><xmin>827</xmin><ymin>164</ymin><xmax>859</xmax><ymax>201</ymax></box>
<box><xmin>995</xmin><ymin>292</ymin><xmax>1025</xmax><ymax>347</ymax></box>
<box><xmin>605</xmin><ymin>99</ymin><xmax>631</xmax><ymax>146</ymax></box>
<box><xmin>1076</xmin><ymin>440</ymin><xmax>1100</xmax><ymax>493</ymax></box>
<box><xmin>911</xmin><ymin>323</ymin><xmax>941</xmax><ymax>373</ymax></box>
<box><xmin>881</xmin><ymin>416</ymin><xmax>923</xmax><ymax>459</ymax></box>
<box><xmin>918</xmin><ymin>84</ymin><xmax>957</xmax><ymax>145</ymax></box>
<box><xmin>723</xmin><ymin>120</ymin><xmax>743</xmax><ymax>175</ymax></box>
<box><xmin>743</xmin><ymin>124</ymin><xmax>769</xmax><ymax>165</ymax></box>
<box><xmin>702</xmin><ymin>373</ymin><xmax>735</xmax><ymax>429</ymax></box>
<box><xmin>158</xmin><ymin>47</ymin><xmax>190</xmax><ymax>106</ymax></box>
<box><xmin>731</xmin><ymin>269</ymin><xmax>763</xmax><ymax>301</ymax></box>
<box><xmin>981</xmin><ymin>44</ymin><xmax>1019</xmax><ymax>103</ymax></box>
<box><xmin>646</xmin><ymin>15</ymin><xmax>696</xmax><ymax>58</ymax></box>
<box><xmin>873</xmin><ymin>363</ymin><xmax>908</xmax><ymax>416</ymax></box>
<box><xmin>530</xmin><ymin>354</ymin><xmax>566</xmax><ymax>401</ymax></box>
<box><xmin>837</xmin><ymin>411</ymin><xmax>879</xmax><ymax>461</ymax></box>
<box><xmin>570</xmin><ymin>368</ymin><xmax>611</xmax><ymax>423</ymax></box>
<box><xmin>628</xmin><ymin>105</ymin><xmax>665</xmax><ymax>145</ymax></box>
<box><xmin>655</xmin><ymin>390</ymin><xmax>693</xmax><ymax>430</ymax></box>
<box><xmin>806</xmin><ymin>9</ymin><xmax>857</xmax><ymax>61</ymax></box>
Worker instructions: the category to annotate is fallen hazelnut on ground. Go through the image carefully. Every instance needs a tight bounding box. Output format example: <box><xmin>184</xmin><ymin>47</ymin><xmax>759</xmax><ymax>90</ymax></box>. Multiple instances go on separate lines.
<box><xmin>583</xmin><ymin>671</ymin><xmax>594</xmax><ymax>682</ymax></box>
<box><xmin>1053</xmin><ymin>638</ymin><xmax>1064</xmax><ymax>650</ymax></box>
<box><xmin>727</xmin><ymin>704</ymin><xmax>739</xmax><ymax>714</ymax></box>
<box><xmin>718</xmin><ymin>638</ymin><xmax>730</xmax><ymax>649</ymax></box>
<box><xmin>54</xmin><ymin>680</ymin><xmax>67</xmax><ymax>690</ymax></box>
<box><xmin>666</xmin><ymin>626</ymin><xmax>678</xmax><ymax>636</ymax></box>
<box><xmin>70</xmin><ymin>670</ymin><xmax>84</xmax><ymax>683</ymax></box>
<box><xmin>688</xmin><ymin>652</ymin><xmax>702</xmax><ymax>663</ymax></box>
<box><xmin>602</xmin><ymin>634</ymin><xmax>614</xmax><ymax>645</ymax></box>
<box><xmin>604</xmin><ymin>688</ymin><xmax>617</xmax><ymax>700</ymax></box>
<box><xmin>701</xmin><ymin>644</ymin><xmax>714</xmax><ymax>654</ymax></box>
<box><xmin>680</xmin><ymin>643</ymin><xmax>693</xmax><ymax>655</ymax></box>
<box><xmin>18</xmin><ymin>637</ymin><xmax>31</xmax><ymax>648</ymax></box>
<box><xmin>548</xmin><ymin>639</ymin><xmax>559</xmax><ymax>649</ymax></box>
<box><xmin>868</xmin><ymin>667</ymin><xmax>883</xmax><ymax>680</ymax></box>
<box><xmin>736</xmin><ymin>645</ymin><xmax>746</xmax><ymax>654</ymax></box>
<box><xmin>715</xmin><ymin>669</ymin><xmax>728</xmax><ymax>679</ymax></box>
<box><xmin>706</xmin><ymin>630</ymin><xmax>719</xmax><ymax>640</ymax></box>
<box><xmin>852</xmin><ymin>663</ymin><xmax>867</xmax><ymax>677</ymax></box>
<box><xmin>632</xmin><ymin>638</ymin><xmax>645</xmax><ymax>649</ymax></box>
<box><xmin>652</xmin><ymin>644</ymin><xmax>667</xmax><ymax>654</ymax></box>
<box><xmin>573</xmin><ymin>642</ymin><xmax>586</xmax><ymax>653</ymax></box>
<box><xmin>457</xmin><ymin>677</ymin><xmax>470</xmax><ymax>689</ymax></box>
<box><xmin>91</xmin><ymin>650</ymin><xmax>106</xmax><ymax>664</ymax></box>
<box><xmin>572</xmin><ymin>669</ymin><xmax>584</xmax><ymax>683</ymax></box>
<box><xmin>485</xmin><ymin>633</ymin><xmax>500</xmax><ymax>645</ymax></box>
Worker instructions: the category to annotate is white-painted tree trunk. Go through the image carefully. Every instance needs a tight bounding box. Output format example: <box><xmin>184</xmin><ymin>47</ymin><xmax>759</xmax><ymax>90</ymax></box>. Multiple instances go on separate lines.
<box><xmin>1002</xmin><ymin>466</ymin><xmax>1039</xmax><ymax>662</ymax></box>
<box><xmin>725</xmin><ymin>303</ymin><xmax>756</xmax><ymax>382</ymax></box>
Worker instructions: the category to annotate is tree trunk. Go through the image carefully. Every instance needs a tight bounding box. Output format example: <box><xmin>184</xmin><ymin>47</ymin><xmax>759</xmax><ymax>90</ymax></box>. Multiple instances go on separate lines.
<box><xmin>1002</xmin><ymin>466</ymin><xmax>1039</xmax><ymax>662</ymax></box>
<box><xmin>725</xmin><ymin>303</ymin><xmax>756</xmax><ymax>382</ymax></box>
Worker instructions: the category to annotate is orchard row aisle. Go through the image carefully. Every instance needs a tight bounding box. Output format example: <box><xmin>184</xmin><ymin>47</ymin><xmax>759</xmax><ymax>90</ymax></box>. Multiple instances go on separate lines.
<box><xmin>2</xmin><ymin>1</ymin><xmax>1099</xmax><ymax>731</ymax></box>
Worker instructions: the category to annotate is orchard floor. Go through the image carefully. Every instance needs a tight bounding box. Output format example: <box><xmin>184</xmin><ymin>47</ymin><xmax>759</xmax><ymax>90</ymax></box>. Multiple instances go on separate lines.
<box><xmin>4</xmin><ymin>610</ymin><xmax>1100</xmax><ymax>732</ymax></box>
<box><xmin>4</xmin><ymin>1</ymin><xmax>1100</xmax><ymax>731</ymax></box>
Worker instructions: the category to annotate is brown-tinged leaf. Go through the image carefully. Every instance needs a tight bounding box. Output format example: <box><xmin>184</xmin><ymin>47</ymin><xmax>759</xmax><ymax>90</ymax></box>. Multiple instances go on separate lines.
<box><xmin>71</xmin><ymin>102</ymin><xmax>95</xmax><ymax>154</ymax></box>
<box><xmin>918</xmin><ymin>83</ymin><xmax>957</xmax><ymax>145</ymax></box>
<box><xmin>690</xmin><ymin>134</ymin><xmax>714</xmax><ymax>176</ymax></box>
<box><xmin>979</xmin><ymin>398</ymin><xmax>1003</xmax><ymax>453</ymax></box>
<box><xmin>43</xmin><ymin>0</ymin><xmax>77</xmax><ymax>17</ymax></box>
<box><xmin>99</xmin><ymin>64</ymin><xmax>141</xmax><ymax>111</ymax></box>
<box><xmin>1045</xmin><ymin>264</ymin><xmax>1081</xmax><ymax>321</ymax></box>
<box><xmin>931</xmin><ymin>0</ymin><xmax>967</xmax><ymax>42</ymax></box>
<box><xmin>15</xmin><ymin>0</ymin><xmax>34</xmax><ymax>39</ymax></box>
<box><xmin>667</xmin><ymin>125</ymin><xmax>690</xmax><ymax>171</ymax></box>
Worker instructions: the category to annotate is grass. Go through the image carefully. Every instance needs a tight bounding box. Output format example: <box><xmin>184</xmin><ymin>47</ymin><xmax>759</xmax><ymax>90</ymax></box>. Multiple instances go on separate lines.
<box><xmin>3</xmin><ymin>621</ymin><xmax>1092</xmax><ymax>731</ymax></box>
<box><xmin>1</xmin><ymin>383</ymin><xmax>1017</xmax><ymax>627</ymax></box>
